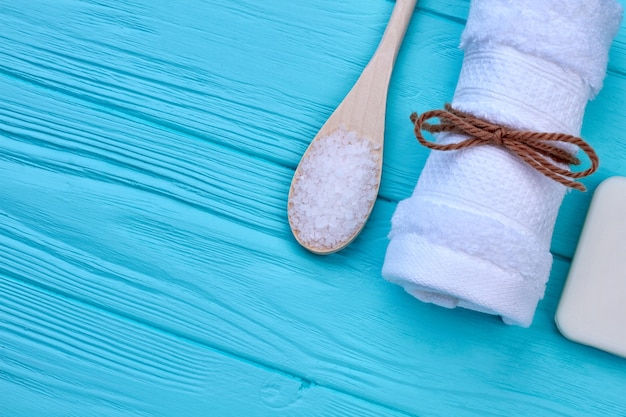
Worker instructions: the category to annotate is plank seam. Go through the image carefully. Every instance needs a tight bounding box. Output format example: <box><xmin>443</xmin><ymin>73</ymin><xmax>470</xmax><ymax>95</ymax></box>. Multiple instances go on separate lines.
<box><xmin>417</xmin><ymin>5</ymin><xmax>467</xmax><ymax>26</ymax></box>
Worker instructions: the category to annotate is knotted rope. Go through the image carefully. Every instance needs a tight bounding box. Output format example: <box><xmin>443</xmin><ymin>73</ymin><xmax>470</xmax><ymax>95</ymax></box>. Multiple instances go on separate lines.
<box><xmin>410</xmin><ymin>104</ymin><xmax>599</xmax><ymax>191</ymax></box>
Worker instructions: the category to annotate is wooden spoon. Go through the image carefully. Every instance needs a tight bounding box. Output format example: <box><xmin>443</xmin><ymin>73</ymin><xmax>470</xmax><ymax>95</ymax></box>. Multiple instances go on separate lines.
<box><xmin>287</xmin><ymin>0</ymin><xmax>417</xmax><ymax>254</ymax></box>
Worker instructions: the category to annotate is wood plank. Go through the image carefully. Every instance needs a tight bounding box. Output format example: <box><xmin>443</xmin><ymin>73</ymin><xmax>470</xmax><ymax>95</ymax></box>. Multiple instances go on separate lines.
<box><xmin>2</xmin><ymin>1</ymin><xmax>624</xmax><ymax>259</ymax></box>
<box><xmin>1</xmin><ymin>75</ymin><xmax>625</xmax><ymax>416</ymax></box>
<box><xmin>0</xmin><ymin>0</ymin><xmax>396</xmax><ymax>168</ymax></box>
<box><xmin>0</xmin><ymin>277</ymin><xmax>410</xmax><ymax>417</ymax></box>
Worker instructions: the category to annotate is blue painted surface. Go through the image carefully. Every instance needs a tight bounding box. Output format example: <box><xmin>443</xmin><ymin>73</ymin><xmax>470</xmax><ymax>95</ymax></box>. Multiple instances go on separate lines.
<box><xmin>1</xmin><ymin>0</ymin><xmax>626</xmax><ymax>416</ymax></box>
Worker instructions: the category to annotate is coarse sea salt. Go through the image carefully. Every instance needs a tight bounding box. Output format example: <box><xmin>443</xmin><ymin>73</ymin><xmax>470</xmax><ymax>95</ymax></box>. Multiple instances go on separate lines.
<box><xmin>288</xmin><ymin>127</ymin><xmax>381</xmax><ymax>251</ymax></box>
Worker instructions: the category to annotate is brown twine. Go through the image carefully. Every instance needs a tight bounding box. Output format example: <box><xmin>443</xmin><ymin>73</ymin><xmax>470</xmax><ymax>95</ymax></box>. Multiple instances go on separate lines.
<box><xmin>410</xmin><ymin>104</ymin><xmax>599</xmax><ymax>192</ymax></box>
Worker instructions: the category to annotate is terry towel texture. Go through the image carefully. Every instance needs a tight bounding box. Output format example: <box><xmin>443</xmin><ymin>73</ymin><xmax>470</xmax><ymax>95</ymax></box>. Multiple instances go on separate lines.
<box><xmin>382</xmin><ymin>0</ymin><xmax>622</xmax><ymax>327</ymax></box>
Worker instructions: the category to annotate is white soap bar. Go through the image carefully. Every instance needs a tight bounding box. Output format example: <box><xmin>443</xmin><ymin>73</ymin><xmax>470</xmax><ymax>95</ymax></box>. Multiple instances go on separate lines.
<box><xmin>556</xmin><ymin>176</ymin><xmax>626</xmax><ymax>358</ymax></box>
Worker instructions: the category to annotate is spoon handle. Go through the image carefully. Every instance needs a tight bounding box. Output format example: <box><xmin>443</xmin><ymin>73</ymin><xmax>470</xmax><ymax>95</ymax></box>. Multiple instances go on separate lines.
<box><xmin>374</xmin><ymin>0</ymin><xmax>418</xmax><ymax>69</ymax></box>
<box><xmin>319</xmin><ymin>0</ymin><xmax>417</xmax><ymax>146</ymax></box>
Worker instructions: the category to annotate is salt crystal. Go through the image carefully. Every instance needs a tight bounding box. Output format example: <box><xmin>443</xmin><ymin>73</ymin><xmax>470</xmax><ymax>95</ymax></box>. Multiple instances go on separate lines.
<box><xmin>288</xmin><ymin>127</ymin><xmax>381</xmax><ymax>252</ymax></box>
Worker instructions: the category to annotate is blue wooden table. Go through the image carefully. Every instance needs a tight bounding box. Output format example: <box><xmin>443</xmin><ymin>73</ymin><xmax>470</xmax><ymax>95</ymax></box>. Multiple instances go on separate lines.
<box><xmin>2</xmin><ymin>1</ymin><xmax>626</xmax><ymax>416</ymax></box>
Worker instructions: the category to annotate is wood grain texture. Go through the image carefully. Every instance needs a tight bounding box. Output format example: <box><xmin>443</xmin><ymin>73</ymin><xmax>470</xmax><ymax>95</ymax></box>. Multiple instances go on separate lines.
<box><xmin>1</xmin><ymin>0</ymin><xmax>626</xmax><ymax>416</ymax></box>
<box><xmin>0</xmin><ymin>277</ymin><xmax>411</xmax><ymax>417</ymax></box>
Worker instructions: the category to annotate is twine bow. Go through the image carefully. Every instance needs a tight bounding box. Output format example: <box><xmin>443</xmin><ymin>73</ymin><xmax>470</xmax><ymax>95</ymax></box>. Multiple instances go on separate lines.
<box><xmin>410</xmin><ymin>104</ymin><xmax>599</xmax><ymax>191</ymax></box>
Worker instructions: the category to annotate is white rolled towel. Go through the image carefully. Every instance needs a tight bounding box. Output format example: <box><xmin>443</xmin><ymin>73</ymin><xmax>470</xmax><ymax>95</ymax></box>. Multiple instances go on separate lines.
<box><xmin>382</xmin><ymin>0</ymin><xmax>623</xmax><ymax>327</ymax></box>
